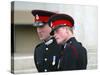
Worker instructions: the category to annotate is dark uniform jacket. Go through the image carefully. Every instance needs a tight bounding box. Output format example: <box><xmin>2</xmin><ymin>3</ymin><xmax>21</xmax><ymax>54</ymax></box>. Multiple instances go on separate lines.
<box><xmin>34</xmin><ymin>37</ymin><xmax>61</xmax><ymax>72</ymax></box>
<box><xmin>59</xmin><ymin>37</ymin><xmax>87</xmax><ymax>71</ymax></box>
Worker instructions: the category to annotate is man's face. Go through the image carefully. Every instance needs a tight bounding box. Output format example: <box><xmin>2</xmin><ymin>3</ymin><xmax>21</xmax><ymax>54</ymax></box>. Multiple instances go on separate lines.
<box><xmin>36</xmin><ymin>24</ymin><xmax>52</xmax><ymax>41</ymax></box>
<box><xmin>54</xmin><ymin>27</ymin><xmax>68</xmax><ymax>44</ymax></box>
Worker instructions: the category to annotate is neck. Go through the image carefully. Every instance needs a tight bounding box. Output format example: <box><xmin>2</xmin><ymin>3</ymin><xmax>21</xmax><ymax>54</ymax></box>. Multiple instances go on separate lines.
<box><xmin>43</xmin><ymin>36</ymin><xmax>52</xmax><ymax>42</ymax></box>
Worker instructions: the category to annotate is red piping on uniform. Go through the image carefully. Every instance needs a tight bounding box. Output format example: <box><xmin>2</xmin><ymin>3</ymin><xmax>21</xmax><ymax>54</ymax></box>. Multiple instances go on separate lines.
<box><xmin>69</xmin><ymin>45</ymin><xmax>78</xmax><ymax>59</ymax></box>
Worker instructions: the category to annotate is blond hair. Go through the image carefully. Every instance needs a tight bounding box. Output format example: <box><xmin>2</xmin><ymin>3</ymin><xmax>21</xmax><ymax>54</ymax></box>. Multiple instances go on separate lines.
<box><xmin>66</xmin><ymin>26</ymin><xmax>74</xmax><ymax>34</ymax></box>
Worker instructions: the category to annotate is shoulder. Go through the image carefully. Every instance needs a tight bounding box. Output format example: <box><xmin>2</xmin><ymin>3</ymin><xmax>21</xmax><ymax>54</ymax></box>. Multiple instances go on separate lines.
<box><xmin>73</xmin><ymin>41</ymin><xmax>87</xmax><ymax>54</ymax></box>
<box><xmin>34</xmin><ymin>42</ymin><xmax>44</xmax><ymax>53</ymax></box>
<box><xmin>35</xmin><ymin>42</ymin><xmax>44</xmax><ymax>49</ymax></box>
<box><xmin>34</xmin><ymin>42</ymin><xmax>45</xmax><ymax>55</ymax></box>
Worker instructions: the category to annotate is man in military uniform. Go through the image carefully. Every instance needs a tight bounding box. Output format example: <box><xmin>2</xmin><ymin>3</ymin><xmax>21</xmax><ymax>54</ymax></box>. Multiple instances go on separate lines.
<box><xmin>48</xmin><ymin>14</ymin><xmax>87</xmax><ymax>71</ymax></box>
<box><xmin>31</xmin><ymin>10</ymin><xmax>61</xmax><ymax>72</ymax></box>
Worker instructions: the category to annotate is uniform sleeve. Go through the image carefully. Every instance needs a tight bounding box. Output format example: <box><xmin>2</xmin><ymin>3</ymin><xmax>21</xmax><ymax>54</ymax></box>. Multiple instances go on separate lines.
<box><xmin>78</xmin><ymin>47</ymin><xmax>87</xmax><ymax>69</ymax></box>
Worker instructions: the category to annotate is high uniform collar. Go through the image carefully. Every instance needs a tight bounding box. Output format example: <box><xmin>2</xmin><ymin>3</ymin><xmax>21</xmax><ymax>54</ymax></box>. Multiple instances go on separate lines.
<box><xmin>66</xmin><ymin>37</ymin><xmax>76</xmax><ymax>44</ymax></box>
<box><xmin>63</xmin><ymin>37</ymin><xmax>76</xmax><ymax>48</ymax></box>
<box><xmin>43</xmin><ymin>36</ymin><xmax>52</xmax><ymax>43</ymax></box>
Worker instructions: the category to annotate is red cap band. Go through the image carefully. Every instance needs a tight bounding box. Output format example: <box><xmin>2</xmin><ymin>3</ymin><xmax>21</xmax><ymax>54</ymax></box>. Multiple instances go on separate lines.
<box><xmin>35</xmin><ymin>16</ymin><xmax>49</xmax><ymax>22</ymax></box>
<box><xmin>51</xmin><ymin>20</ymin><xmax>73</xmax><ymax>28</ymax></box>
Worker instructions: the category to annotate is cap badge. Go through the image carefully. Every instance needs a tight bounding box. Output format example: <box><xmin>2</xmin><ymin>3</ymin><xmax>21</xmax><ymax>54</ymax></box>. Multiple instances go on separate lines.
<box><xmin>36</xmin><ymin>14</ymin><xmax>39</xmax><ymax>20</ymax></box>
